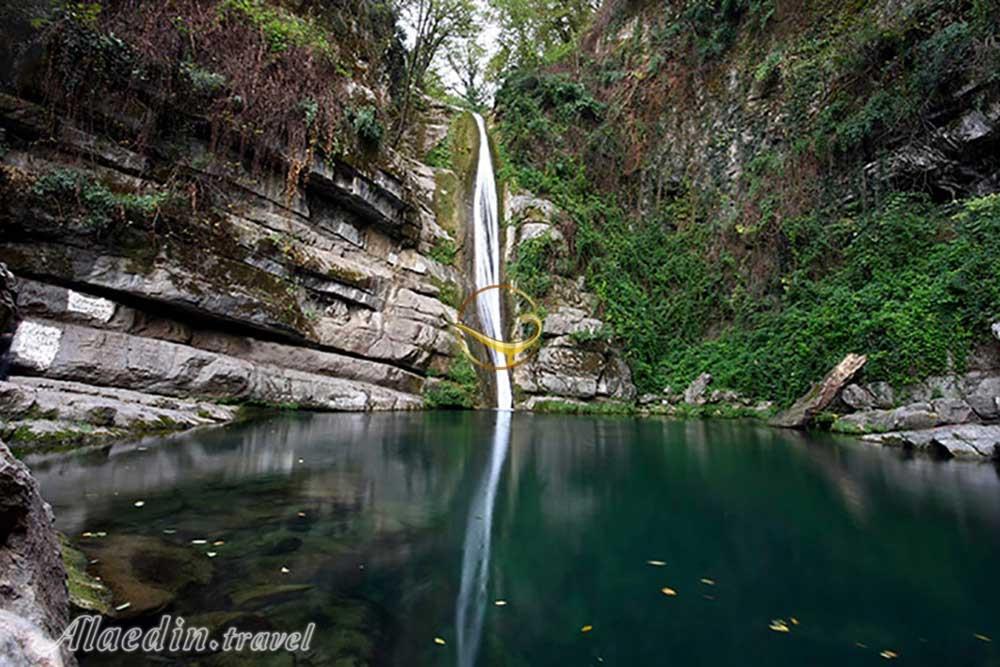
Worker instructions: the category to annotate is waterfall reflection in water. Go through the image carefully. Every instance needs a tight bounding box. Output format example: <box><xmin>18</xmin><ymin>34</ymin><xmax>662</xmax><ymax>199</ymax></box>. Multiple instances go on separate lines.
<box><xmin>456</xmin><ymin>410</ymin><xmax>512</xmax><ymax>667</ymax></box>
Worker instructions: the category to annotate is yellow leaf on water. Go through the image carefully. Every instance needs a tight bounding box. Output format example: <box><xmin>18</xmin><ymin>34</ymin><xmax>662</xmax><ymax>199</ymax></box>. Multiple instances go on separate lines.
<box><xmin>700</xmin><ymin>578</ymin><xmax>716</xmax><ymax>586</ymax></box>
<box><xmin>661</xmin><ymin>587</ymin><xmax>677</xmax><ymax>597</ymax></box>
<box><xmin>646</xmin><ymin>560</ymin><xmax>667</xmax><ymax>567</ymax></box>
<box><xmin>213</xmin><ymin>540</ymin><xmax>225</xmax><ymax>547</ymax></box>
<box><xmin>581</xmin><ymin>625</ymin><xmax>593</xmax><ymax>633</ymax></box>
<box><xmin>880</xmin><ymin>650</ymin><xmax>899</xmax><ymax>660</ymax></box>
<box><xmin>434</xmin><ymin>637</ymin><xmax>446</xmax><ymax>646</ymax></box>
<box><xmin>769</xmin><ymin>620</ymin><xmax>790</xmax><ymax>633</ymax></box>
<box><xmin>790</xmin><ymin>617</ymin><xmax>800</xmax><ymax>625</ymax></box>
<box><xmin>974</xmin><ymin>634</ymin><xmax>992</xmax><ymax>642</ymax></box>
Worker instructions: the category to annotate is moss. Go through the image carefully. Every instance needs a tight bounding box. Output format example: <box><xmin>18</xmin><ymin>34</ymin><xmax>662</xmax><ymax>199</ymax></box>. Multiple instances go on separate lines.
<box><xmin>428</xmin><ymin>236</ymin><xmax>457</xmax><ymax>266</ymax></box>
<box><xmin>433</xmin><ymin>169</ymin><xmax>461</xmax><ymax>236</ymax></box>
<box><xmin>60</xmin><ymin>534</ymin><xmax>113</xmax><ymax>615</ymax></box>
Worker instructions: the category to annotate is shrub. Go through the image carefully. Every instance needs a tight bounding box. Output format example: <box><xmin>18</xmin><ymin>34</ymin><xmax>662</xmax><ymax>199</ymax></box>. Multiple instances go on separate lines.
<box><xmin>423</xmin><ymin>355</ymin><xmax>479</xmax><ymax>409</ymax></box>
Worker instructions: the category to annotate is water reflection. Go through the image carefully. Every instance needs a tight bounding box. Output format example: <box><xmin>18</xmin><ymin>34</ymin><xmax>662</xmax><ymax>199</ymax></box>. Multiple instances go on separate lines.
<box><xmin>23</xmin><ymin>413</ymin><xmax>1000</xmax><ymax>667</ymax></box>
<box><xmin>456</xmin><ymin>410</ymin><xmax>512</xmax><ymax>667</ymax></box>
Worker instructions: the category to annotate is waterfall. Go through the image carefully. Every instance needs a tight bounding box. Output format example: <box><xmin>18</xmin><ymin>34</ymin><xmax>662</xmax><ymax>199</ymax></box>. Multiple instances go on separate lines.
<box><xmin>454</xmin><ymin>114</ymin><xmax>515</xmax><ymax>667</ymax></box>
<box><xmin>455</xmin><ymin>409</ymin><xmax>512</xmax><ymax>667</ymax></box>
<box><xmin>470</xmin><ymin>113</ymin><xmax>512</xmax><ymax>411</ymax></box>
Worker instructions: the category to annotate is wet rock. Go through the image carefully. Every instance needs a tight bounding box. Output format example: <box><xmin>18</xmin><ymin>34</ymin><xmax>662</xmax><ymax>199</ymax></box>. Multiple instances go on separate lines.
<box><xmin>863</xmin><ymin>424</ymin><xmax>1000</xmax><ymax>460</ymax></box>
<box><xmin>683</xmin><ymin>373</ymin><xmax>713</xmax><ymax>405</ymax></box>
<box><xmin>771</xmin><ymin>354</ymin><xmax>867</xmax><ymax>429</ymax></box>
<box><xmin>80</xmin><ymin>534</ymin><xmax>212</xmax><ymax>618</ymax></box>
<box><xmin>993</xmin><ymin>321</ymin><xmax>1000</xmax><ymax>341</ymax></box>
<box><xmin>0</xmin><ymin>438</ymin><xmax>76</xmax><ymax>666</ymax></box>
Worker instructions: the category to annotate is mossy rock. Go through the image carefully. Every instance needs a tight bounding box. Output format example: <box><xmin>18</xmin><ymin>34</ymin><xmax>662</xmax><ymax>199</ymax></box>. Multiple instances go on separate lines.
<box><xmin>60</xmin><ymin>534</ymin><xmax>113</xmax><ymax>615</ymax></box>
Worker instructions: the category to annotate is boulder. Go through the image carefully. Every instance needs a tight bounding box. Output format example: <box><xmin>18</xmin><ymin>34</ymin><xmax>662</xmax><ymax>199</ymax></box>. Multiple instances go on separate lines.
<box><xmin>833</xmin><ymin>399</ymin><xmax>978</xmax><ymax>434</ymax></box>
<box><xmin>992</xmin><ymin>321</ymin><xmax>1000</xmax><ymax>341</ymax></box>
<box><xmin>841</xmin><ymin>384</ymin><xmax>876</xmax><ymax>410</ymax></box>
<box><xmin>863</xmin><ymin>424</ymin><xmax>1000</xmax><ymax>460</ymax></box>
<box><xmin>0</xmin><ymin>438</ymin><xmax>76</xmax><ymax>666</ymax></box>
<box><xmin>683</xmin><ymin>373</ymin><xmax>713</xmax><ymax>405</ymax></box>
<box><xmin>864</xmin><ymin>381</ymin><xmax>896</xmax><ymax>409</ymax></box>
<box><xmin>770</xmin><ymin>353</ymin><xmax>867</xmax><ymax>428</ymax></box>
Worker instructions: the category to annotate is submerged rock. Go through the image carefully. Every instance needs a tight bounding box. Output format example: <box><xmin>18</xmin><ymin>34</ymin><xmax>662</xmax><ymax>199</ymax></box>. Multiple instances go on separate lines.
<box><xmin>771</xmin><ymin>354</ymin><xmax>867</xmax><ymax>429</ymax></box>
<box><xmin>0</xmin><ymin>438</ymin><xmax>76</xmax><ymax>666</ymax></box>
<box><xmin>79</xmin><ymin>534</ymin><xmax>212</xmax><ymax>618</ymax></box>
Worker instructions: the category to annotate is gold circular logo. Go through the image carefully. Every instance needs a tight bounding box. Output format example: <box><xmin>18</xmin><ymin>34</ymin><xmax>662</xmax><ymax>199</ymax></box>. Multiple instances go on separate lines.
<box><xmin>452</xmin><ymin>284</ymin><xmax>543</xmax><ymax>371</ymax></box>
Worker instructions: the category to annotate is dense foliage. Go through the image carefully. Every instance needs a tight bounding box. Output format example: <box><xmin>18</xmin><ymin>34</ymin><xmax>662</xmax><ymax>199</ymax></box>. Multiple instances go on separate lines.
<box><xmin>496</xmin><ymin>0</ymin><xmax>1000</xmax><ymax>404</ymax></box>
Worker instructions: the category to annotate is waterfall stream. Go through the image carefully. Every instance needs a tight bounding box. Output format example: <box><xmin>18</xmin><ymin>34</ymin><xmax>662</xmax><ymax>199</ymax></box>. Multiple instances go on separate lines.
<box><xmin>470</xmin><ymin>112</ymin><xmax>512</xmax><ymax>412</ymax></box>
<box><xmin>455</xmin><ymin>114</ymin><xmax>514</xmax><ymax>667</ymax></box>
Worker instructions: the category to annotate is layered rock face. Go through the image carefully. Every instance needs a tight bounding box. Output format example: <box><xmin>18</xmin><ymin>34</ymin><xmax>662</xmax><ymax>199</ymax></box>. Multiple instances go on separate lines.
<box><xmin>504</xmin><ymin>194</ymin><xmax>637</xmax><ymax>407</ymax></box>
<box><xmin>0</xmin><ymin>438</ymin><xmax>75</xmax><ymax>666</ymax></box>
<box><xmin>0</xmin><ymin>90</ymin><xmax>469</xmax><ymax>448</ymax></box>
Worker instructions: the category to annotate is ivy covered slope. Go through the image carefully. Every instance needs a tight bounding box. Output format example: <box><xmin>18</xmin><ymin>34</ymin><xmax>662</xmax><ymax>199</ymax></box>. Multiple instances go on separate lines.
<box><xmin>495</xmin><ymin>0</ymin><xmax>1000</xmax><ymax>406</ymax></box>
<box><xmin>0</xmin><ymin>0</ymin><xmax>473</xmax><ymax>451</ymax></box>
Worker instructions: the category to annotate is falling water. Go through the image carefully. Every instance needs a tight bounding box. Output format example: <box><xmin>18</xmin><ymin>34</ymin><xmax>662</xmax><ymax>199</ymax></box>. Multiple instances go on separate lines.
<box><xmin>455</xmin><ymin>114</ymin><xmax>515</xmax><ymax>667</ymax></box>
<box><xmin>470</xmin><ymin>112</ymin><xmax>512</xmax><ymax>411</ymax></box>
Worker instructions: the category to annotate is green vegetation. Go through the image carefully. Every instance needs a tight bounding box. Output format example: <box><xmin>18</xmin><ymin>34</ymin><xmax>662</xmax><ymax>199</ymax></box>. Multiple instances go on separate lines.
<box><xmin>508</xmin><ymin>231</ymin><xmax>557</xmax><ymax>298</ymax></box>
<box><xmin>530</xmin><ymin>399</ymin><xmax>635</xmax><ymax>416</ymax></box>
<box><xmin>429</xmin><ymin>236</ymin><xmax>458</xmax><ymax>265</ymax></box>
<box><xmin>423</xmin><ymin>355</ymin><xmax>479</xmax><ymax>409</ymax></box>
<box><xmin>349</xmin><ymin>105</ymin><xmax>385</xmax><ymax>148</ymax></box>
<box><xmin>492</xmin><ymin>0</ymin><xmax>1000</xmax><ymax>408</ymax></box>
<box><xmin>219</xmin><ymin>0</ymin><xmax>335</xmax><ymax>56</ymax></box>
<box><xmin>31</xmin><ymin>169</ymin><xmax>170</xmax><ymax>232</ymax></box>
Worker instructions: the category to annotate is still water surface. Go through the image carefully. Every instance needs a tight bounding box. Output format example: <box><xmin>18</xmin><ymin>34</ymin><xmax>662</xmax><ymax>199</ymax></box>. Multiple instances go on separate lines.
<box><xmin>28</xmin><ymin>412</ymin><xmax>1000</xmax><ymax>666</ymax></box>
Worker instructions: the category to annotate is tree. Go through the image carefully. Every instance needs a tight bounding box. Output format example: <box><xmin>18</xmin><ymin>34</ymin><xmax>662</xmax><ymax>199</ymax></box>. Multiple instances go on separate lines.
<box><xmin>446</xmin><ymin>37</ymin><xmax>488</xmax><ymax>109</ymax></box>
<box><xmin>392</xmin><ymin>0</ymin><xmax>477</xmax><ymax>143</ymax></box>
<box><xmin>487</xmin><ymin>0</ymin><xmax>598</xmax><ymax>75</ymax></box>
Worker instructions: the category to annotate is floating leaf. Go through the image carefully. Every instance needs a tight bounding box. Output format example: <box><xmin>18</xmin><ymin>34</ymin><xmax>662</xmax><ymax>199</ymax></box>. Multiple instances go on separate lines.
<box><xmin>974</xmin><ymin>634</ymin><xmax>992</xmax><ymax>642</ymax></box>
<box><xmin>661</xmin><ymin>587</ymin><xmax>677</xmax><ymax>597</ymax></box>
<box><xmin>700</xmin><ymin>578</ymin><xmax>716</xmax><ymax>586</ymax></box>
<box><xmin>434</xmin><ymin>637</ymin><xmax>447</xmax><ymax>645</ymax></box>
<box><xmin>646</xmin><ymin>560</ymin><xmax>666</xmax><ymax>567</ymax></box>
<box><xmin>769</xmin><ymin>620</ymin><xmax>790</xmax><ymax>633</ymax></box>
<box><xmin>856</xmin><ymin>643</ymin><xmax>869</xmax><ymax>649</ymax></box>
<box><xmin>879</xmin><ymin>650</ymin><xmax>898</xmax><ymax>659</ymax></box>
<box><xmin>494</xmin><ymin>600</ymin><xmax>507</xmax><ymax>606</ymax></box>
<box><xmin>206</xmin><ymin>551</ymin><xmax>218</xmax><ymax>558</ymax></box>
<box><xmin>162</xmin><ymin>529</ymin><xmax>176</xmax><ymax>535</ymax></box>
<box><xmin>133</xmin><ymin>501</ymin><xmax>145</xmax><ymax>508</ymax></box>
<box><xmin>790</xmin><ymin>617</ymin><xmax>800</xmax><ymax>625</ymax></box>
<box><xmin>297</xmin><ymin>512</ymin><xmax>307</xmax><ymax>518</ymax></box>
<box><xmin>281</xmin><ymin>566</ymin><xmax>290</xmax><ymax>574</ymax></box>
<box><xmin>581</xmin><ymin>625</ymin><xmax>593</xmax><ymax>633</ymax></box>
<box><xmin>191</xmin><ymin>539</ymin><xmax>207</xmax><ymax>545</ymax></box>
<box><xmin>213</xmin><ymin>540</ymin><xmax>225</xmax><ymax>546</ymax></box>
